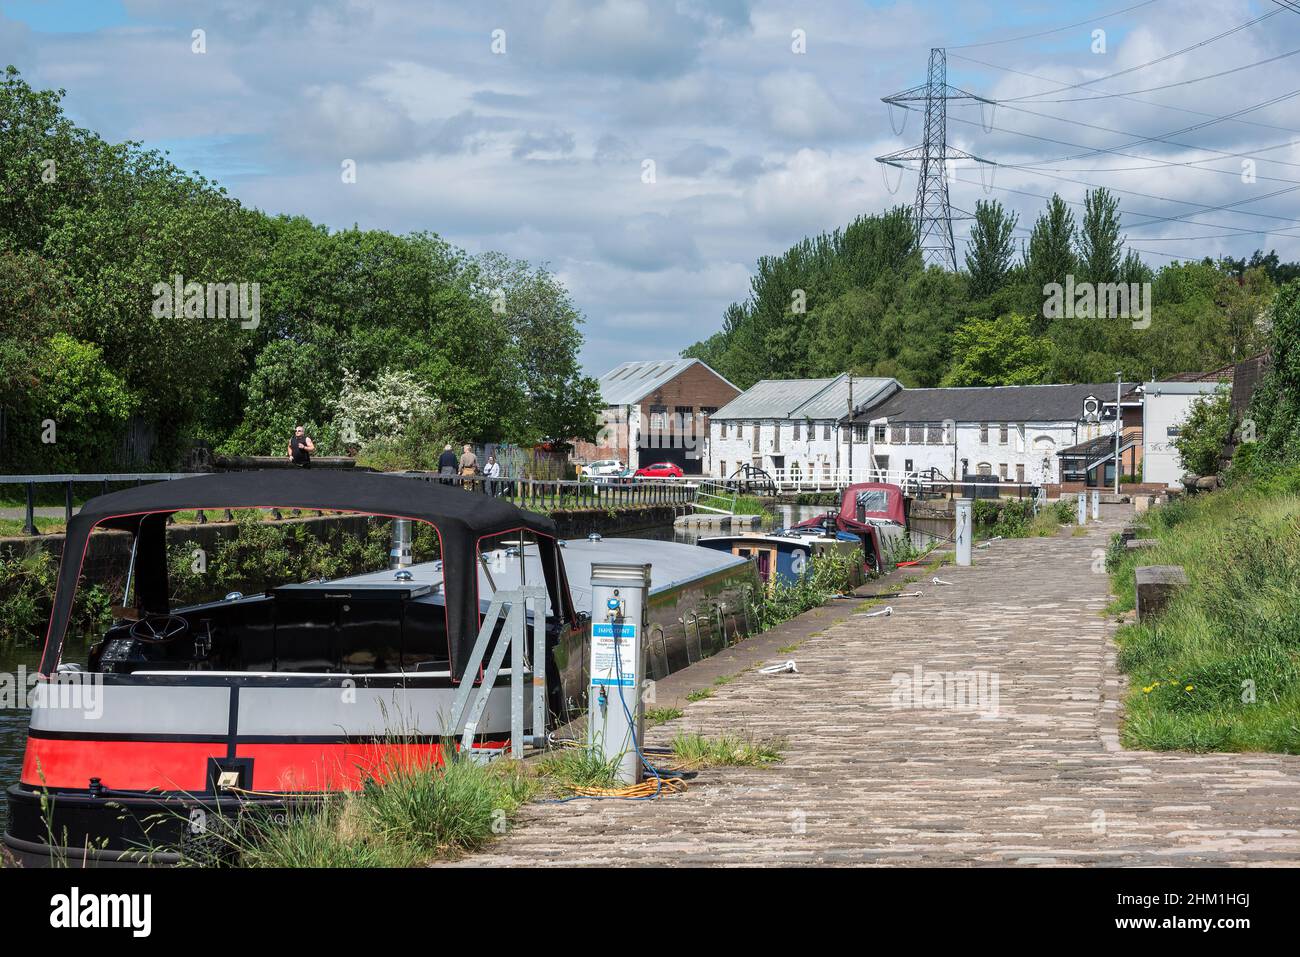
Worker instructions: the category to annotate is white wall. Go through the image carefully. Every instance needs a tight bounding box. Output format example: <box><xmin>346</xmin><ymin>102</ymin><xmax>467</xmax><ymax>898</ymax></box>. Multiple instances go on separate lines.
<box><xmin>861</xmin><ymin>419</ymin><xmax>1094</xmax><ymax>485</ymax></box>
<box><xmin>709</xmin><ymin>419</ymin><xmax>842</xmax><ymax>478</ymax></box>
<box><xmin>711</xmin><ymin>415</ymin><xmax>1117</xmax><ymax>485</ymax></box>
<box><xmin>1143</xmin><ymin>385</ymin><xmax>1219</xmax><ymax>487</ymax></box>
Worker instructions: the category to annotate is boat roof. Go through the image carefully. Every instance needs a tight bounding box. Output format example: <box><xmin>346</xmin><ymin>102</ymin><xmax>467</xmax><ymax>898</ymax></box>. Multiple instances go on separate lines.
<box><xmin>40</xmin><ymin>470</ymin><xmax>561</xmax><ymax>678</ymax></box>
<box><xmin>330</xmin><ymin>537</ymin><xmax>750</xmax><ymax>615</ymax></box>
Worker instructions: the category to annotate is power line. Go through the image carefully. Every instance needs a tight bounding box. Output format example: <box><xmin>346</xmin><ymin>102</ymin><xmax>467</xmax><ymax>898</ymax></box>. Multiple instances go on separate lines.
<box><xmin>946</xmin><ymin>0</ymin><xmax>1163</xmax><ymax>51</ymax></box>
<box><xmin>1015</xmin><ymin>87</ymin><xmax>1300</xmax><ymax>168</ymax></box>
<box><xmin>976</xmin><ymin>46</ymin><xmax>1300</xmax><ymax>105</ymax></box>
<box><xmin>939</xmin><ymin>109</ymin><xmax>1300</xmax><ymax>191</ymax></box>
<box><xmin>950</xmin><ymin>51</ymin><xmax>1300</xmax><ymax>138</ymax></box>
<box><xmin>958</xmin><ymin>94</ymin><xmax>1300</xmax><ymax>173</ymax></box>
<box><xmin>996</xmin><ymin>7</ymin><xmax>1285</xmax><ymax>101</ymax></box>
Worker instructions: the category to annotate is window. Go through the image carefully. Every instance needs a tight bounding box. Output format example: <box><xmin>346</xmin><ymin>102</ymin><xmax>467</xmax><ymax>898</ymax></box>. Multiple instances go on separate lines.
<box><xmin>999</xmin><ymin>463</ymin><xmax>1009</xmax><ymax>480</ymax></box>
<box><xmin>752</xmin><ymin>422</ymin><xmax>760</xmax><ymax>448</ymax></box>
<box><xmin>979</xmin><ymin>422</ymin><xmax>989</xmax><ymax>443</ymax></box>
<box><xmin>720</xmin><ymin>421</ymin><xmax>728</xmax><ymax>439</ymax></box>
<box><xmin>927</xmin><ymin>422</ymin><xmax>943</xmax><ymax>445</ymax></box>
<box><xmin>674</xmin><ymin>405</ymin><xmax>692</xmax><ymax>432</ymax></box>
<box><xmin>874</xmin><ymin>424</ymin><xmax>887</xmax><ymax>443</ymax></box>
<box><xmin>649</xmin><ymin>404</ymin><xmax>667</xmax><ymax>429</ymax></box>
<box><xmin>792</xmin><ymin>420</ymin><xmax>800</xmax><ymax>441</ymax></box>
<box><xmin>772</xmin><ymin>421</ymin><xmax>781</xmax><ymax>451</ymax></box>
<box><xmin>719</xmin><ymin>460</ymin><xmax>726</xmax><ymax>478</ymax></box>
<box><xmin>999</xmin><ymin>423</ymin><xmax>1009</xmax><ymax>445</ymax></box>
<box><xmin>1016</xmin><ymin>464</ymin><xmax>1025</xmax><ymax>483</ymax></box>
<box><xmin>890</xmin><ymin>423</ymin><xmax>905</xmax><ymax>444</ymax></box>
<box><xmin>823</xmin><ymin>421</ymin><xmax>831</xmax><ymax>440</ymax></box>
<box><xmin>904</xmin><ymin>458</ymin><xmax>914</xmax><ymax>472</ymax></box>
<box><xmin>977</xmin><ymin>462</ymin><xmax>992</xmax><ymax>476</ymax></box>
<box><xmin>822</xmin><ymin>460</ymin><xmax>831</xmax><ymax>479</ymax></box>
<box><xmin>853</xmin><ymin>424</ymin><xmax>870</xmax><ymax>442</ymax></box>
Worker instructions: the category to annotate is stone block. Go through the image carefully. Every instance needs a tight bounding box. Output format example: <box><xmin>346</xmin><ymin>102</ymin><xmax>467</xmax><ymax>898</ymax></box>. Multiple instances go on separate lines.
<box><xmin>1135</xmin><ymin>565</ymin><xmax>1188</xmax><ymax>622</ymax></box>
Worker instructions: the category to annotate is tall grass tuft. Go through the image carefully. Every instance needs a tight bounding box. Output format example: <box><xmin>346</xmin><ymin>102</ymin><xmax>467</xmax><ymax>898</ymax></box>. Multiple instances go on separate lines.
<box><xmin>668</xmin><ymin>732</ymin><xmax>784</xmax><ymax>769</ymax></box>
<box><xmin>202</xmin><ymin>752</ymin><xmax>535</xmax><ymax>867</ymax></box>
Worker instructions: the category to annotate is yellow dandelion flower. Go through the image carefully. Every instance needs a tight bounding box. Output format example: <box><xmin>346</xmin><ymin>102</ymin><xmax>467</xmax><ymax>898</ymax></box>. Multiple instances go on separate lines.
<box><xmin>1185</xmin><ymin>685</ymin><xmax>1194</xmax><ymax>692</ymax></box>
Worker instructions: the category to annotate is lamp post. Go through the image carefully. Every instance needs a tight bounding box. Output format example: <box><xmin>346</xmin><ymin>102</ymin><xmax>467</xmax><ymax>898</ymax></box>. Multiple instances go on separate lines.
<box><xmin>1114</xmin><ymin>372</ymin><xmax>1122</xmax><ymax>495</ymax></box>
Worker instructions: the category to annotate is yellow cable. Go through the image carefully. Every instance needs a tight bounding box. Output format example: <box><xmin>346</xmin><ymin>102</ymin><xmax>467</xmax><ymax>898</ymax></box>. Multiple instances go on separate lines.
<box><xmin>567</xmin><ymin>776</ymin><xmax>687</xmax><ymax>798</ymax></box>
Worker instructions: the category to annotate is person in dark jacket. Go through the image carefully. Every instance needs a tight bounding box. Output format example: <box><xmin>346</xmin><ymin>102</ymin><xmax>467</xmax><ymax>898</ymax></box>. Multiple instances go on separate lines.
<box><xmin>437</xmin><ymin>444</ymin><xmax>458</xmax><ymax>484</ymax></box>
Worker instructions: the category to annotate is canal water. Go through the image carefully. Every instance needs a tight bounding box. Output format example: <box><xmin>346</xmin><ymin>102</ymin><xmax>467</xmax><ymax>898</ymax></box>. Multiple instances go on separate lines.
<box><xmin>0</xmin><ymin>503</ymin><xmax>943</xmax><ymax>837</ymax></box>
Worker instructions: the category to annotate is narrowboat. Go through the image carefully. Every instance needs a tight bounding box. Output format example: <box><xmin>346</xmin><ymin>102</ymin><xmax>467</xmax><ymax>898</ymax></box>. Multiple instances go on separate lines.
<box><xmin>791</xmin><ymin>482</ymin><xmax>911</xmax><ymax>572</ymax></box>
<box><xmin>2</xmin><ymin>470</ymin><xmax>757</xmax><ymax>867</ymax></box>
<box><xmin>697</xmin><ymin>482</ymin><xmax>910</xmax><ymax>584</ymax></box>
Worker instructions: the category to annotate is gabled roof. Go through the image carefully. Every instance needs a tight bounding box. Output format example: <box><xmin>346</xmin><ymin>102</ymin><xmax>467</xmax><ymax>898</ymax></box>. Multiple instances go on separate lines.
<box><xmin>852</xmin><ymin>382</ymin><xmax>1137</xmax><ymax>424</ymax></box>
<box><xmin>597</xmin><ymin>358</ymin><xmax>736</xmax><ymax>406</ymax></box>
<box><xmin>713</xmin><ymin>375</ymin><xmax>898</xmax><ymax>420</ymax></box>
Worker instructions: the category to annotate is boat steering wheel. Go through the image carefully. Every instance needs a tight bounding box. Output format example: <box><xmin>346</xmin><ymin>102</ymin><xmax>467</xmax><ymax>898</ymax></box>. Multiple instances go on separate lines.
<box><xmin>129</xmin><ymin>614</ymin><xmax>190</xmax><ymax>644</ymax></box>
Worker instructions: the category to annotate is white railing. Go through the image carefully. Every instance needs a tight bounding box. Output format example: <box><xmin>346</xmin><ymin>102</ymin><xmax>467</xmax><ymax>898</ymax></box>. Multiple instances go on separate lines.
<box><xmin>741</xmin><ymin>467</ymin><xmax>931</xmax><ymax>494</ymax></box>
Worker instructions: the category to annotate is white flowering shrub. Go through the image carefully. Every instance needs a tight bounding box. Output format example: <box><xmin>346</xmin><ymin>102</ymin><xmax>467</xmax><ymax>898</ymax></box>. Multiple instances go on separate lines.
<box><xmin>332</xmin><ymin>368</ymin><xmax>441</xmax><ymax>450</ymax></box>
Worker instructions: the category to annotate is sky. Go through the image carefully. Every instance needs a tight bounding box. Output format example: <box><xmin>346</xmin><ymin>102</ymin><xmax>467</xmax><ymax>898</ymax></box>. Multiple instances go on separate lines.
<box><xmin>2</xmin><ymin>0</ymin><xmax>1298</xmax><ymax>377</ymax></box>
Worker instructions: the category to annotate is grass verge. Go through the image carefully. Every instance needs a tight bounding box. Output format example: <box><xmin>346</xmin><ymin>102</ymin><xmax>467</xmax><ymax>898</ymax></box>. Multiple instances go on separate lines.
<box><xmin>1106</xmin><ymin>469</ymin><xmax>1300</xmax><ymax>753</ymax></box>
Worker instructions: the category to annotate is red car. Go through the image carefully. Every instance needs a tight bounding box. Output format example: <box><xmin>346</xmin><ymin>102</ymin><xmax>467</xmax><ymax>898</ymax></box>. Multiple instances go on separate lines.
<box><xmin>633</xmin><ymin>462</ymin><xmax>685</xmax><ymax>479</ymax></box>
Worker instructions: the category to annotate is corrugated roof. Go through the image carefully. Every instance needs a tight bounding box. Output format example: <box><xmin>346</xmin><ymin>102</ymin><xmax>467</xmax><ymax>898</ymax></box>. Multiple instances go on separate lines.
<box><xmin>713</xmin><ymin>375</ymin><xmax>898</xmax><ymax>420</ymax></box>
<box><xmin>852</xmin><ymin>383</ymin><xmax>1138</xmax><ymax>423</ymax></box>
<box><xmin>596</xmin><ymin>358</ymin><xmax>736</xmax><ymax>406</ymax></box>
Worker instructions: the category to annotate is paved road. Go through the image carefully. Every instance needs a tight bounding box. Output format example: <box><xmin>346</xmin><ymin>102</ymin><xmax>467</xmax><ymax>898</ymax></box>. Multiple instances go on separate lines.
<box><xmin>453</xmin><ymin>516</ymin><xmax>1300</xmax><ymax>867</ymax></box>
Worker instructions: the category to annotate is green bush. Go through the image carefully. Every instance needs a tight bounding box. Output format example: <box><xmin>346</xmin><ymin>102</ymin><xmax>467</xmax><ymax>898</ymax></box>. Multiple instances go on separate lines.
<box><xmin>0</xmin><ymin>548</ymin><xmax>119</xmax><ymax>644</ymax></box>
<box><xmin>745</xmin><ymin>549</ymin><xmax>859</xmax><ymax>631</ymax></box>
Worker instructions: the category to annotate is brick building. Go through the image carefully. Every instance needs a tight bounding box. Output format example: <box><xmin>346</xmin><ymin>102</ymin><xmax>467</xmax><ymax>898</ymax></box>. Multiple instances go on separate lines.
<box><xmin>571</xmin><ymin>358</ymin><xmax>739</xmax><ymax>475</ymax></box>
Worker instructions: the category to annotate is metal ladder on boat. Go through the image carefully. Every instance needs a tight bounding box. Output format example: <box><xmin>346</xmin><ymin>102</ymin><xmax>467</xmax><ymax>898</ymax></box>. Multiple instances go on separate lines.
<box><xmin>447</xmin><ymin>585</ymin><xmax>549</xmax><ymax>761</ymax></box>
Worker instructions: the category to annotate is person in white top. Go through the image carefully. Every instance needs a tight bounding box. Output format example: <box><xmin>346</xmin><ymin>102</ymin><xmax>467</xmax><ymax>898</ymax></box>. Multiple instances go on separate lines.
<box><xmin>483</xmin><ymin>455</ymin><xmax>501</xmax><ymax>495</ymax></box>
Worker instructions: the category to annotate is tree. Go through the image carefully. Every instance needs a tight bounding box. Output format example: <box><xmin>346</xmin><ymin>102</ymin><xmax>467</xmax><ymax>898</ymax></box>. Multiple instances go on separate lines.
<box><xmin>1077</xmin><ymin>188</ymin><xmax>1124</xmax><ymax>285</ymax></box>
<box><xmin>1024</xmin><ymin>194</ymin><xmax>1077</xmax><ymax>331</ymax></box>
<box><xmin>1246</xmin><ymin>280</ymin><xmax>1300</xmax><ymax>465</ymax></box>
<box><xmin>1173</xmin><ymin>387</ymin><xmax>1232</xmax><ymax>477</ymax></box>
<box><xmin>473</xmin><ymin>251</ymin><xmax>601</xmax><ymax>448</ymax></box>
<box><xmin>964</xmin><ymin>200</ymin><xmax>1018</xmax><ymax>299</ymax></box>
<box><xmin>941</xmin><ymin>314</ymin><xmax>1051</xmax><ymax>387</ymax></box>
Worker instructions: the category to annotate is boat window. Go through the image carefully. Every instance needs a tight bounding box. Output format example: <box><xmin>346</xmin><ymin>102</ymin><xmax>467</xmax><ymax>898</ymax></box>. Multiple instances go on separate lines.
<box><xmin>855</xmin><ymin>489</ymin><xmax>892</xmax><ymax>513</ymax></box>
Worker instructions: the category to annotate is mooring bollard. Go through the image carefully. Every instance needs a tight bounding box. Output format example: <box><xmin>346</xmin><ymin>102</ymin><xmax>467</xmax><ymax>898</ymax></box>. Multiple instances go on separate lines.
<box><xmin>955</xmin><ymin>497</ymin><xmax>972</xmax><ymax>567</ymax></box>
<box><xmin>1077</xmin><ymin>491</ymin><xmax>1087</xmax><ymax>525</ymax></box>
<box><xmin>1091</xmin><ymin>489</ymin><xmax>1100</xmax><ymax>521</ymax></box>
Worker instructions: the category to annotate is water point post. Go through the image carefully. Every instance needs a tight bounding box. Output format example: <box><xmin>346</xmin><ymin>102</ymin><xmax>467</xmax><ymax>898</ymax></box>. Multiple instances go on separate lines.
<box><xmin>955</xmin><ymin>497</ymin><xmax>972</xmax><ymax>567</ymax></box>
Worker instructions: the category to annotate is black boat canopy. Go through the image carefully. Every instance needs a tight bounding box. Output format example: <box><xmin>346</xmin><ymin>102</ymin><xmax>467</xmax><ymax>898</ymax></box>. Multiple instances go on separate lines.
<box><xmin>39</xmin><ymin>470</ymin><xmax>570</xmax><ymax>679</ymax></box>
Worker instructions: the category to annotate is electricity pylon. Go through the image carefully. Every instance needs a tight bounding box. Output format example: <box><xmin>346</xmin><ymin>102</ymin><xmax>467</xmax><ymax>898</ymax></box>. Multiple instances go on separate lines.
<box><xmin>876</xmin><ymin>48</ymin><xmax>995</xmax><ymax>271</ymax></box>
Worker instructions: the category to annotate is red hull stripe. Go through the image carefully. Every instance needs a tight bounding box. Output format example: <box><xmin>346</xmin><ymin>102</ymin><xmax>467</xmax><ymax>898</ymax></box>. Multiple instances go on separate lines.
<box><xmin>22</xmin><ymin>738</ymin><xmax>225</xmax><ymax>791</ymax></box>
<box><xmin>20</xmin><ymin>738</ymin><xmax>509</xmax><ymax>792</ymax></box>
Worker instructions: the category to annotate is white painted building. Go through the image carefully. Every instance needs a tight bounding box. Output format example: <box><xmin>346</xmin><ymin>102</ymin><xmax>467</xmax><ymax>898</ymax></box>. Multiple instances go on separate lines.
<box><xmin>849</xmin><ymin>383</ymin><xmax>1133</xmax><ymax>487</ymax></box>
<box><xmin>1142</xmin><ymin>380</ymin><xmax>1229</xmax><ymax>487</ymax></box>
<box><xmin>708</xmin><ymin>375</ymin><xmax>899</xmax><ymax>481</ymax></box>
